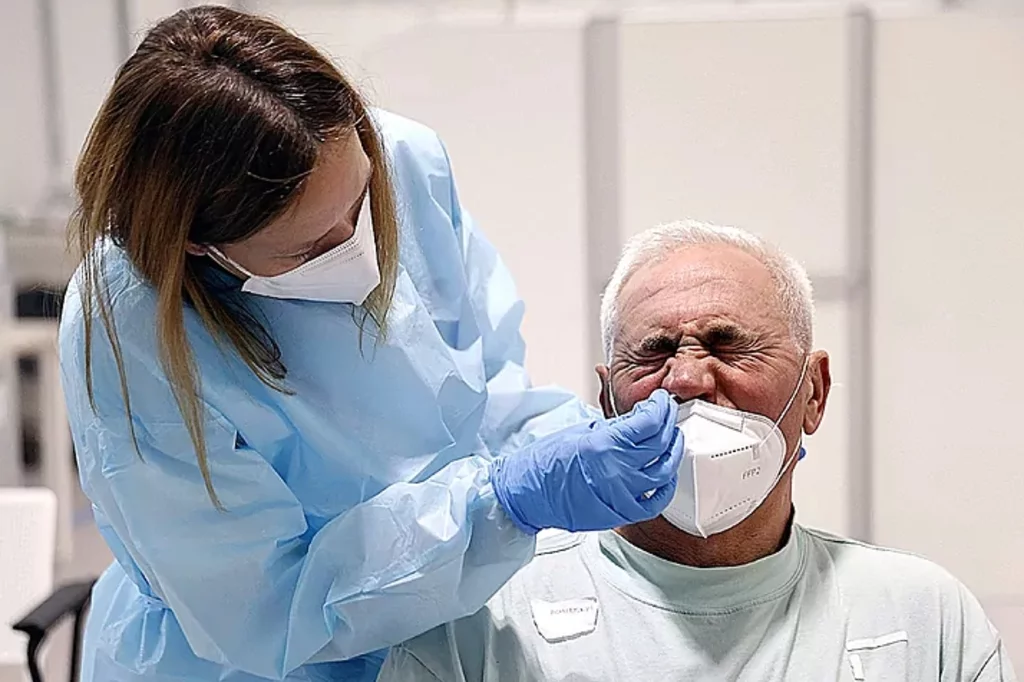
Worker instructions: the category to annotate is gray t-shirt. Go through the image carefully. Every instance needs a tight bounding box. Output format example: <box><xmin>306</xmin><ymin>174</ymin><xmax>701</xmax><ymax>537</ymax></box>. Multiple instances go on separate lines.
<box><xmin>378</xmin><ymin>524</ymin><xmax>1014</xmax><ymax>681</ymax></box>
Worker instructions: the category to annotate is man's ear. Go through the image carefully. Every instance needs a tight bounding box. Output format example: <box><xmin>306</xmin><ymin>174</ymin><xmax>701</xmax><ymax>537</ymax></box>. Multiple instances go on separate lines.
<box><xmin>802</xmin><ymin>351</ymin><xmax>832</xmax><ymax>435</ymax></box>
<box><xmin>595</xmin><ymin>364</ymin><xmax>614</xmax><ymax>418</ymax></box>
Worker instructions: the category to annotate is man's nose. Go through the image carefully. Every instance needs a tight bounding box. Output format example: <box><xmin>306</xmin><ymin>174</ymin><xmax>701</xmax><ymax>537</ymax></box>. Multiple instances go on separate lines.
<box><xmin>662</xmin><ymin>353</ymin><xmax>718</xmax><ymax>404</ymax></box>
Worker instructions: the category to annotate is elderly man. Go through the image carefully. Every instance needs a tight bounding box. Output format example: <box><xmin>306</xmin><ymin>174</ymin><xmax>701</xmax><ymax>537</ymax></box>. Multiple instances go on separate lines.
<box><xmin>377</xmin><ymin>221</ymin><xmax>1013</xmax><ymax>681</ymax></box>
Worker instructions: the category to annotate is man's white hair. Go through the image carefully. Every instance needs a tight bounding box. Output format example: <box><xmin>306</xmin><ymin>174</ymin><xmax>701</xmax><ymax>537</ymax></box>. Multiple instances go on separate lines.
<box><xmin>599</xmin><ymin>220</ymin><xmax>814</xmax><ymax>361</ymax></box>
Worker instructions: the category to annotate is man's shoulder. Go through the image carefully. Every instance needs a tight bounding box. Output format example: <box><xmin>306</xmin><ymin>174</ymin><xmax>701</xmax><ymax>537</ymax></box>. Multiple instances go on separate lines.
<box><xmin>378</xmin><ymin>531</ymin><xmax>590</xmax><ymax>682</ymax></box>
<box><xmin>801</xmin><ymin>525</ymin><xmax>965</xmax><ymax>593</ymax></box>
<box><xmin>799</xmin><ymin>525</ymin><xmax>990</xmax><ymax>628</ymax></box>
<box><xmin>799</xmin><ymin>526</ymin><xmax>1009</xmax><ymax>678</ymax></box>
<box><xmin>480</xmin><ymin>529</ymin><xmax>592</xmax><ymax>616</ymax></box>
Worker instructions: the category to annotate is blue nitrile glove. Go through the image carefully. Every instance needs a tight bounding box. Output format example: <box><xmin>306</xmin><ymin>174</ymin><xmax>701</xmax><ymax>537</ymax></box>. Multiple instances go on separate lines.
<box><xmin>491</xmin><ymin>389</ymin><xmax>684</xmax><ymax>534</ymax></box>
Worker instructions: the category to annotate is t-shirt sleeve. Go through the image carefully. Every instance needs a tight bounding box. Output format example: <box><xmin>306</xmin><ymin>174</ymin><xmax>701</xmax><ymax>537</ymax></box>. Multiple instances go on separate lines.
<box><xmin>378</xmin><ymin>627</ymin><xmax>465</xmax><ymax>682</ymax></box>
<box><xmin>943</xmin><ymin>580</ymin><xmax>1018</xmax><ymax>682</ymax></box>
<box><xmin>378</xmin><ymin>645</ymin><xmax>448</xmax><ymax>682</ymax></box>
<box><xmin>970</xmin><ymin>640</ymin><xmax>1017</xmax><ymax>682</ymax></box>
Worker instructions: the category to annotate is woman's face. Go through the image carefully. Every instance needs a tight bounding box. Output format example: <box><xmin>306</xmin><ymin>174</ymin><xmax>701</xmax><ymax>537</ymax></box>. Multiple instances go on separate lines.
<box><xmin>194</xmin><ymin>131</ymin><xmax>372</xmax><ymax>278</ymax></box>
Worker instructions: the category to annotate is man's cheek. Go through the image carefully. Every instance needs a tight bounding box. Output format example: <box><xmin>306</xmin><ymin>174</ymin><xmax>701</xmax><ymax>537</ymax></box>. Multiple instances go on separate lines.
<box><xmin>619</xmin><ymin>374</ymin><xmax>667</xmax><ymax>412</ymax></box>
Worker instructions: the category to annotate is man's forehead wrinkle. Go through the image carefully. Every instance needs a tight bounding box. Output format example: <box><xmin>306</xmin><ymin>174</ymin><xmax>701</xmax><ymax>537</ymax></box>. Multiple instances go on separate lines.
<box><xmin>631</xmin><ymin>315</ymin><xmax>753</xmax><ymax>344</ymax></box>
<box><xmin>618</xmin><ymin>280</ymin><xmax>750</xmax><ymax>333</ymax></box>
<box><xmin>612</xmin><ymin>245</ymin><xmax>785</xmax><ymax>352</ymax></box>
<box><xmin>619</xmin><ymin>270</ymin><xmax>735</xmax><ymax>316</ymax></box>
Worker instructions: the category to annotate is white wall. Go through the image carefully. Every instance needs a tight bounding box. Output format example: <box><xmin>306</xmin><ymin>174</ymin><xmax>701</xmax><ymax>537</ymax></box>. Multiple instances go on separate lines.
<box><xmin>618</xmin><ymin>11</ymin><xmax>856</xmax><ymax>535</ymax></box>
<box><xmin>359</xmin><ymin>20</ymin><xmax>593</xmax><ymax>399</ymax></box>
<box><xmin>0</xmin><ymin>0</ymin><xmax>50</xmax><ymax>485</ymax></box>
<box><xmin>0</xmin><ymin>0</ymin><xmax>49</xmax><ymax>212</ymax></box>
<box><xmin>873</xmin><ymin>12</ymin><xmax>1024</xmax><ymax>651</ymax></box>
<box><xmin>53</xmin><ymin>0</ymin><xmax>121</xmax><ymax>189</ymax></box>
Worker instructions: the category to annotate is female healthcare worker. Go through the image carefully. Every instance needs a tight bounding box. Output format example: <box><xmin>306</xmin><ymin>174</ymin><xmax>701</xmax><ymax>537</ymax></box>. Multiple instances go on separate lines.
<box><xmin>59</xmin><ymin>6</ymin><xmax>683</xmax><ymax>682</ymax></box>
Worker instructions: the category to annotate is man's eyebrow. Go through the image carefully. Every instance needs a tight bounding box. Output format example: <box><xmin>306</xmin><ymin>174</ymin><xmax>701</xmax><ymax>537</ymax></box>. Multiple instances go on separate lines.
<box><xmin>702</xmin><ymin>321</ymin><xmax>760</xmax><ymax>345</ymax></box>
<box><xmin>636</xmin><ymin>332</ymin><xmax>678</xmax><ymax>353</ymax></box>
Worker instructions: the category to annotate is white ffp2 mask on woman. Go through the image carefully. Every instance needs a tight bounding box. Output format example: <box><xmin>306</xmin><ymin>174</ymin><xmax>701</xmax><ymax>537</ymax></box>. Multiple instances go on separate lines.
<box><xmin>209</xmin><ymin>194</ymin><xmax>380</xmax><ymax>304</ymax></box>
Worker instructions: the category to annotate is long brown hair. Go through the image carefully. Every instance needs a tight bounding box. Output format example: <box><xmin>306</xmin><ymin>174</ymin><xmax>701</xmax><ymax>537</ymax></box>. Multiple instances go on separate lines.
<box><xmin>70</xmin><ymin>5</ymin><xmax>400</xmax><ymax>505</ymax></box>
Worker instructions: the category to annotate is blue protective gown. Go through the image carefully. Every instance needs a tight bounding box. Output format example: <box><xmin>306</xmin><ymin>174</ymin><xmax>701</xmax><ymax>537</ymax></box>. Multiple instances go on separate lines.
<box><xmin>59</xmin><ymin>111</ymin><xmax>593</xmax><ymax>681</ymax></box>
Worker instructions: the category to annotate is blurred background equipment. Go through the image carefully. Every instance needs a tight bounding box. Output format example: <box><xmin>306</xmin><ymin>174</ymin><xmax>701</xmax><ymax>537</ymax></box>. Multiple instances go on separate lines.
<box><xmin>0</xmin><ymin>488</ymin><xmax>93</xmax><ymax>682</ymax></box>
<box><xmin>0</xmin><ymin>488</ymin><xmax>57</xmax><ymax>682</ymax></box>
<box><xmin>0</xmin><ymin>0</ymin><xmax>1021</xmax><ymax>678</ymax></box>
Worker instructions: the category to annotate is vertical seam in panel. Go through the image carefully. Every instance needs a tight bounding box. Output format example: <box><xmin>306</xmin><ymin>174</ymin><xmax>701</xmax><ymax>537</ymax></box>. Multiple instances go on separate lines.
<box><xmin>114</xmin><ymin>0</ymin><xmax>131</xmax><ymax>64</ymax></box>
<box><xmin>36</xmin><ymin>0</ymin><xmax>63</xmax><ymax>182</ymax></box>
<box><xmin>583</xmin><ymin>16</ymin><xmax>622</xmax><ymax>371</ymax></box>
<box><xmin>845</xmin><ymin>5</ymin><xmax>875</xmax><ymax>542</ymax></box>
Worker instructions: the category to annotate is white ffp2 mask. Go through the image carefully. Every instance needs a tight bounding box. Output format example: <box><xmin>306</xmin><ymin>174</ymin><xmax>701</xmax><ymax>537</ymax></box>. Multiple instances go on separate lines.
<box><xmin>209</xmin><ymin>195</ymin><xmax>380</xmax><ymax>304</ymax></box>
<box><xmin>661</xmin><ymin>360</ymin><xmax>808</xmax><ymax>538</ymax></box>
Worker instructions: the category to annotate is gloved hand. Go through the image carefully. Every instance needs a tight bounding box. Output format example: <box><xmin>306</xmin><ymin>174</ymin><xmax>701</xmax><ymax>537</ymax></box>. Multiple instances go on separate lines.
<box><xmin>491</xmin><ymin>389</ymin><xmax>684</xmax><ymax>534</ymax></box>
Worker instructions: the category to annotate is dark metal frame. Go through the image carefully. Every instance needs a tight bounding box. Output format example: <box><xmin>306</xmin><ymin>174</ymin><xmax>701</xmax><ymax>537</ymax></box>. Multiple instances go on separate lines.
<box><xmin>12</xmin><ymin>579</ymin><xmax>96</xmax><ymax>682</ymax></box>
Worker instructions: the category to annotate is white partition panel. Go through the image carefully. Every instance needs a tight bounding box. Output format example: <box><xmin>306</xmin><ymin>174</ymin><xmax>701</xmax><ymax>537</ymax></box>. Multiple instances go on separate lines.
<box><xmin>874</xmin><ymin>15</ymin><xmax>1024</xmax><ymax>597</ymax></box>
<box><xmin>260</xmin><ymin>4</ymin><xmax>594</xmax><ymax>397</ymax></box>
<box><xmin>362</xmin><ymin>22</ymin><xmax>591</xmax><ymax>397</ymax></box>
<box><xmin>0</xmin><ymin>0</ymin><xmax>50</xmax><ymax>210</ymax></box>
<box><xmin>131</xmin><ymin>1</ymin><xmax>246</xmax><ymax>47</ymax></box>
<box><xmin>250</xmin><ymin>2</ymin><xmax>436</xmax><ymax>74</ymax></box>
<box><xmin>52</xmin><ymin>0</ymin><xmax>121</xmax><ymax>187</ymax></box>
<box><xmin>0</xmin><ymin>0</ymin><xmax>49</xmax><ymax>487</ymax></box>
<box><xmin>130</xmin><ymin>0</ymin><xmax>187</xmax><ymax>39</ymax></box>
<box><xmin>619</xmin><ymin>12</ymin><xmax>856</xmax><ymax>534</ymax></box>
<box><xmin>619</xmin><ymin>13</ymin><xmax>850</xmax><ymax>274</ymax></box>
